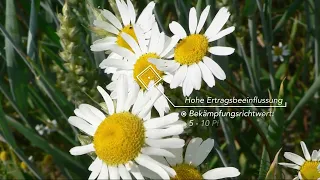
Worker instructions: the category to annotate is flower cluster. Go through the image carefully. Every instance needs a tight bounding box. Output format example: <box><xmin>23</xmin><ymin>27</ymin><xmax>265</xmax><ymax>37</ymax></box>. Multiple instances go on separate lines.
<box><xmin>66</xmin><ymin>0</ymin><xmax>241</xmax><ymax>179</ymax></box>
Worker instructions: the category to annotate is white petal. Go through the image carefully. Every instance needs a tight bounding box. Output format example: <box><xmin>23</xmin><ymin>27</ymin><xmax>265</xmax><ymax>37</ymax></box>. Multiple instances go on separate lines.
<box><xmin>90</xmin><ymin>42</ymin><xmax>114</xmax><ymax>52</ymax></box>
<box><xmin>280</xmin><ymin>56</ymin><xmax>284</xmax><ymax>62</ymax></box>
<box><xmin>116</xmin><ymin>75</ymin><xmax>128</xmax><ymax>113</ymax></box>
<box><xmin>89</xmin><ymin>169</ymin><xmax>101</xmax><ymax>180</ymax></box>
<box><xmin>284</xmin><ymin>152</ymin><xmax>306</xmax><ymax>166</ymax></box>
<box><xmin>144</xmin><ymin>156</ymin><xmax>176</xmax><ymax>177</ymax></box>
<box><xmin>136</xmin><ymin>2</ymin><xmax>155</xmax><ymax>29</ymax></box>
<box><xmin>208</xmin><ymin>46</ymin><xmax>235</xmax><ymax>56</ymax></box>
<box><xmin>149</xmin><ymin>23</ymin><xmax>161</xmax><ymax>53</ymax></box>
<box><xmin>154</xmin><ymin>94</ymin><xmax>170</xmax><ymax>116</ymax></box>
<box><xmin>202</xmin><ymin>167</ymin><xmax>240</xmax><ymax>179</ymax></box>
<box><xmin>311</xmin><ymin>150</ymin><xmax>318</xmax><ymax>161</ymax></box>
<box><xmin>116</xmin><ymin>0</ymin><xmax>130</xmax><ymax>26</ymax></box>
<box><xmin>125</xmin><ymin>162</ymin><xmax>144</xmax><ymax>180</ymax></box>
<box><xmin>165</xmin><ymin>148</ymin><xmax>183</xmax><ymax>167</ymax></box>
<box><xmin>144</xmin><ymin>113</ymin><xmax>179</xmax><ymax>129</ymax></box>
<box><xmin>99</xmin><ymin>58</ymin><xmax>133</xmax><ymax>70</ymax></box>
<box><xmin>205</xmin><ymin>7</ymin><xmax>231</xmax><ymax>39</ymax></box>
<box><xmin>78</xmin><ymin>104</ymin><xmax>104</xmax><ymax>125</ymax></box>
<box><xmin>101</xmin><ymin>10</ymin><xmax>122</xmax><ymax>29</ymax></box>
<box><xmin>109</xmin><ymin>45</ymin><xmax>135</xmax><ymax>60</ymax></box>
<box><xmin>272</xmin><ymin>55</ymin><xmax>278</xmax><ymax>62</ymax></box>
<box><xmin>138</xmin><ymin>165</ymin><xmax>161</xmax><ymax>179</ymax></box>
<box><xmin>298</xmin><ymin>172</ymin><xmax>303</xmax><ymax>180</ymax></box>
<box><xmin>208</xmin><ymin>26</ymin><xmax>235</xmax><ymax>42</ymax></box>
<box><xmin>170</xmin><ymin>65</ymin><xmax>187</xmax><ymax>89</ymax></box>
<box><xmin>278</xmin><ymin>162</ymin><xmax>300</xmax><ymax>170</ymax></box>
<box><xmin>126</xmin><ymin>0</ymin><xmax>136</xmax><ymax>24</ymax></box>
<box><xmin>185</xmin><ymin>138</ymin><xmax>203</xmax><ymax>164</ymax></box>
<box><xmin>146</xmin><ymin>125</ymin><xmax>184</xmax><ymax>139</ymax></box>
<box><xmin>160</xmin><ymin>36</ymin><xmax>180</xmax><ymax>57</ymax></box>
<box><xmin>135</xmin><ymin>154</ymin><xmax>170</xmax><ymax>180</ymax></box>
<box><xmin>182</xmin><ymin>67</ymin><xmax>194</xmax><ymax>96</ymax></box>
<box><xmin>89</xmin><ymin>159</ymin><xmax>103</xmax><ymax>179</ymax></box>
<box><xmin>109</xmin><ymin>166</ymin><xmax>120</xmax><ymax>180</ymax></box>
<box><xmin>192</xmin><ymin>138</ymin><xmax>215</xmax><ymax>166</ymax></box>
<box><xmin>97</xmin><ymin>86</ymin><xmax>115</xmax><ymax>115</ymax></box>
<box><xmin>198</xmin><ymin>61</ymin><xmax>215</xmax><ymax>87</ymax></box>
<box><xmin>189</xmin><ymin>64</ymin><xmax>202</xmax><ymax>90</ymax></box>
<box><xmin>300</xmin><ymin>141</ymin><xmax>311</xmax><ymax>161</ymax></box>
<box><xmin>68</xmin><ymin>116</ymin><xmax>95</xmax><ymax>136</ymax></box>
<box><xmin>93</xmin><ymin>20</ymin><xmax>119</xmax><ymax>35</ymax></box>
<box><xmin>97</xmin><ymin>164</ymin><xmax>109</xmax><ymax>180</ymax></box>
<box><xmin>124</xmin><ymin>82</ymin><xmax>140</xmax><ymax>111</ymax></box>
<box><xmin>141</xmin><ymin>147</ymin><xmax>175</xmax><ymax>158</ymax></box>
<box><xmin>69</xmin><ymin>144</ymin><xmax>94</xmax><ymax>156</ymax></box>
<box><xmin>203</xmin><ymin>56</ymin><xmax>226</xmax><ymax>80</ymax></box>
<box><xmin>81</xmin><ymin>104</ymin><xmax>105</xmax><ymax>121</ymax></box>
<box><xmin>196</xmin><ymin>6</ymin><xmax>210</xmax><ymax>33</ymax></box>
<box><xmin>118</xmin><ymin>164</ymin><xmax>132</xmax><ymax>180</ymax></box>
<box><xmin>93</xmin><ymin>37</ymin><xmax>117</xmax><ymax>45</ymax></box>
<box><xmin>132</xmin><ymin>89</ymin><xmax>145</xmax><ymax>115</ymax></box>
<box><xmin>189</xmin><ymin>7</ymin><xmax>197</xmax><ymax>34</ymax></box>
<box><xmin>156</xmin><ymin>32</ymin><xmax>166</xmax><ymax>55</ymax></box>
<box><xmin>283</xmin><ymin>49</ymin><xmax>290</xmax><ymax>56</ymax></box>
<box><xmin>133</xmin><ymin>25</ymin><xmax>148</xmax><ymax>53</ymax></box>
<box><xmin>145</xmin><ymin>138</ymin><xmax>185</xmax><ymax>149</ymax></box>
<box><xmin>149</xmin><ymin>58</ymin><xmax>180</xmax><ymax>73</ymax></box>
<box><xmin>137</xmin><ymin>86</ymin><xmax>161</xmax><ymax>119</ymax></box>
<box><xmin>121</xmin><ymin>32</ymin><xmax>142</xmax><ymax>55</ymax></box>
<box><xmin>169</xmin><ymin>21</ymin><xmax>187</xmax><ymax>39</ymax></box>
<box><xmin>279</xmin><ymin>42</ymin><xmax>283</xmax><ymax>47</ymax></box>
<box><xmin>89</xmin><ymin>158</ymin><xmax>103</xmax><ymax>171</ymax></box>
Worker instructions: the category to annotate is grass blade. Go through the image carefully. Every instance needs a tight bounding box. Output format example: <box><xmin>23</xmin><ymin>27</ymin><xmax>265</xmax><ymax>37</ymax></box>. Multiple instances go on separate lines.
<box><xmin>27</xmin><ymin>0</ymin><xmax>39</xmax><ymax>62</ymax></box>
<box><xmin>287</xmin><ymin>77</ymin><xmax>320</xmax><ymax>120</ymax></box>
<box><xmin>273</xmin><ymin>0</ymin><xmax>303</xmax><ymax>33</ymax></box>
<box><xmin>5</xmin><ymin>0</ymin><xmax>29</xmax><ymax>117</ymax></box>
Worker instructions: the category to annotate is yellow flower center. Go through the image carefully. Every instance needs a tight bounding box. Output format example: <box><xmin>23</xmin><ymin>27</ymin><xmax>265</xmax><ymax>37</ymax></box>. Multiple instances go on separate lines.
<box><xmin>273</xmin><ymin>47</ymin><xmax>283</xmax><ymax>56</ymax></box>
<box><xmin>171</xmin><ymin>164</ymin><xmax>203</xmax><ymax>180</ymax></box>
<box><xmin>20</xmin><ymin>162</ymin><xmax>28</xmax><ymax>171</ymax></box>
<box><xmin>174</xmin><ymin>34</ymin><xmax>209</xmax><ymax>65</ymax></box>
<box><xmin>133</xmin><ymin>53</ymin><xmax>163</xmax><ymax>89</ymax></box>
<box><xmin>0</xmin><ymin>151</ymin><xmax>8</xmax><ymax>162</ymax></box>
<box><xmin>116</xmin><ymin>25</ymin><xmax>137</xmax><ymax>52</ymax></box>
<box><xmin>300</xmin><ymin>161</ymin><xmax>320</xmax><ymax>180</ymax></box>
<box><xmin>93</xmin><ymin>112</ymin><xmax>145</xmax><ymax>166</ymax></box>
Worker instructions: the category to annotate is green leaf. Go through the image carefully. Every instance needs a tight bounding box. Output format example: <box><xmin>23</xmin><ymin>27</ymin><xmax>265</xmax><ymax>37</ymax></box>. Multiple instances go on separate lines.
<box><xmin>5</xmin><ymin>115</ymin><xmax>88</xmax><ymax>178</ymax></box>
<box><xmin>287</xmin><ymin>77</ymin><xmax>320</xmax><ymax>120</ymax></box>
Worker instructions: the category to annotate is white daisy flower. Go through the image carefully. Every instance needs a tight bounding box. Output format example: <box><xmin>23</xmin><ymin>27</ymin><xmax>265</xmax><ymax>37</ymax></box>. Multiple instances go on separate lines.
<box><xmin>150</xmin><ymin>6</ymin><xmax>235</xmax><ymax>96</ymax></box>
<box><xmin>279</xmin><ymin>141</ymin><xmax>320</xmax><ymax>180</ymax></box>
<box><xmin>142</xmin><ymin>137</ymin><xmax>240</xmax><ymax>179</ymax></box>
<box><xmin>91</xmin><ymin>0</ymin><xmax>155</xmax><ymax>74</ymax></box>
<box><xmin>68</xmin><ymin>75</ymin><xmax>186</xmax><ymax>179</ymax></box>
<box><xmin>272</xmin><ymin>42</ymin><xmax>290</xmax><ymax>62</ymax></box>
<box><xmin>101</xmin><ymin>23</ymin><xmax>177</xmax><ymax>116</ymax></box>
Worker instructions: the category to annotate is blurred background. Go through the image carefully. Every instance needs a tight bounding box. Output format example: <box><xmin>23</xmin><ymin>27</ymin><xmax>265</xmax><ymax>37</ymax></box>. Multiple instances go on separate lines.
<box><xmin>0</xmin><ymin>0</ymin><xmax>319</xmax><ymax>179</ymax></box>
